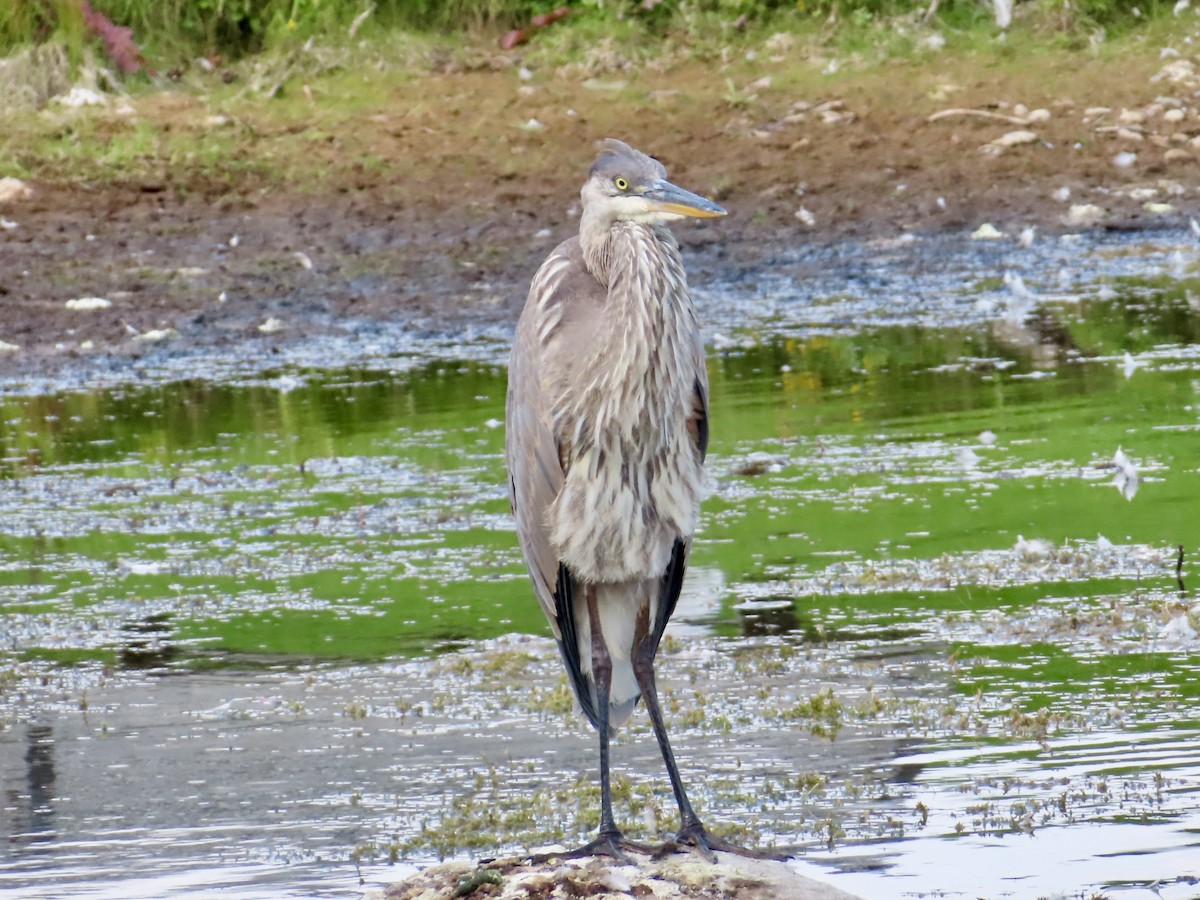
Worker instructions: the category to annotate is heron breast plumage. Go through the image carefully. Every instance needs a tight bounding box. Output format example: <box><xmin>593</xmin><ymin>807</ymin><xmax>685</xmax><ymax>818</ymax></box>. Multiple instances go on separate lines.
<box><xmin>532</xmin><ymin>223</ymin><xmax>704</xmax><ymax>584</ymax></box>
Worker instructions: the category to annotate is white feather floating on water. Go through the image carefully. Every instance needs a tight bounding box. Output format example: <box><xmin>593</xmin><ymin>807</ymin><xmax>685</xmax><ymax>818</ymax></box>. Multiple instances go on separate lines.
<box><xmin>1112</xmin><ymin>447</ymin><xmax>1139</xmax><ymax>501</ymax></box>
<box><xmin>1161</xmin><ymin>614</ymin><xmax>1196</xmax><ymax>643</ymax></box>
<box><xmin>1122</xmin><ymin>352</ymin><xmax>1143</xmax><ymax>379</ymax></box>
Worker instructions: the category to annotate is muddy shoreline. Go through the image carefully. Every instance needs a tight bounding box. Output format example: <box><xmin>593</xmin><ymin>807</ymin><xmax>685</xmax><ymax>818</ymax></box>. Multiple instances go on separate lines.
<box><xmin>1</xmin><ymin>51</ymin><xmax>1198</xmax><ymax>384</ymax></box>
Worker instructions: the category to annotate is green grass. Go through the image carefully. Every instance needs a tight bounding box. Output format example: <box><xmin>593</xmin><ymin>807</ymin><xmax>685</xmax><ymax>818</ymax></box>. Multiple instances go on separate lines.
<box><xmin>0</xmin><ymin>0</ymin><xmax>1187</xmax><ymax>69</ymax></box>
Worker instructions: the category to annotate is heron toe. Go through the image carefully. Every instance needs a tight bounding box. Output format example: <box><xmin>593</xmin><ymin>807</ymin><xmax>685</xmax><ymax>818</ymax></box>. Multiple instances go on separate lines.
<box><xmin>660</xmin><ymin>821</ymin><xmax>785</xmax><ymax>863</ymax></box>
<box><xmin>527</xmin><ymin>829</ymin><xmax>656</xmax><ymax>865</ymax></box>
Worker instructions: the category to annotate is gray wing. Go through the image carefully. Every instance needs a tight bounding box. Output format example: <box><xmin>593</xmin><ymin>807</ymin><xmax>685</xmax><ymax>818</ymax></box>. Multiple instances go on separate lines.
<box><xmin>505</xmin><ymin>237</ymin><xmax>606</xmax><ymax>639</ymax></box>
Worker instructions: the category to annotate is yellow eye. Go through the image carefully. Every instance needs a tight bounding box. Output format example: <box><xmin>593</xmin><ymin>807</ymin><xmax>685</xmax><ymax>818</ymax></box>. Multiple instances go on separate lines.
<box><xmin>615</xmin><ymin>177</ymin><xmax>629</xmax><ymax>191</ymax></box>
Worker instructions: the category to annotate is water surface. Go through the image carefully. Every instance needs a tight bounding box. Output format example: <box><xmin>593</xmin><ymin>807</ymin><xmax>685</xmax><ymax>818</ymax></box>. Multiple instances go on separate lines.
<box><xmin>2</xmin><ymin>230</ymin><xmax>1198</xmax><ymax>899</ymax></box>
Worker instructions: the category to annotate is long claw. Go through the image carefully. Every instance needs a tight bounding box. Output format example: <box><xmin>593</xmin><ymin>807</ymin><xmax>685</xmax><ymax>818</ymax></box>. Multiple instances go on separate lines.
<box><xmin>526</xmin><ymin>831</ymin><xmax>656</xmax><ymax>865</ymax></box>
<box><xmin>664</xmin><ymin>821</ymin><xmax>787</xmax><ymax>862</ymax></box>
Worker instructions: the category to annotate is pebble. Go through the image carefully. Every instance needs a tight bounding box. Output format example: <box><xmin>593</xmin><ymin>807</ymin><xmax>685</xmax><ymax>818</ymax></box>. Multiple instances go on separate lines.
<box><xmin>1112</xmin><ymin>151</ymin><xmax>1138</xmax><ymax>168</ymax></box>
<box><xmin>65</xmin><ymin>297</ymin><xmax>112</xmax><ymax>310</ymax></box>
<box><xmin>0</xmin><ymin>176</ymin><xmax>33</xmax><ymax>203</ymax></box>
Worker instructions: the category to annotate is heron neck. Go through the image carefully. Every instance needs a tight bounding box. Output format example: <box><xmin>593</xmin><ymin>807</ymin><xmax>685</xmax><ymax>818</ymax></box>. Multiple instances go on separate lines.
<box><xmin>580</xmin><ymin>216</ymin><xmax>678</xmax><ymax>290</ymax></box>
<box><xmin>578</xmin><ymin>218</ymin><xmax>694</xmax><ymax>410</ymax></box>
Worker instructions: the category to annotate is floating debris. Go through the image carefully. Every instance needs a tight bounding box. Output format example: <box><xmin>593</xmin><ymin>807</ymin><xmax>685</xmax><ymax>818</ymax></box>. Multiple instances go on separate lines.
<box><xmin>1014</xmin><ymin>534</ymin><xmax>1056</xmax><ymax>561</ymax></box>
<box><xmin>1122</xmin><ymin>352</ymin><xmax>1143</xmax><ymax>378</ymax></box>
<box><xmin>971</xmin><ymin>223</ymin><xmax>1006</xmax><ymax>240</ymax></box>
<box><xmin>1160</xmin><ymin>614</ymin><xmax>1197</xmax><ymax>643</ymax></box>
<box><xmin>1112</xmin><ymin>446</ymin><xmax>1140</xmax><ymax>501</ymax></box>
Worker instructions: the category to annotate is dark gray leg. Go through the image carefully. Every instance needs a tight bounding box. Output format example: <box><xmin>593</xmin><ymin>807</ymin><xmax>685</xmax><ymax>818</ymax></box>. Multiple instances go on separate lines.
<box><xmin>527</xmin><ymin>592</ymin><xmax>652</xmax><ymax>863</ymax></box>
<box><xmin>632</xmin><ymin>638</ymin><xmax>781</xmax><ymax>862</ymax></box>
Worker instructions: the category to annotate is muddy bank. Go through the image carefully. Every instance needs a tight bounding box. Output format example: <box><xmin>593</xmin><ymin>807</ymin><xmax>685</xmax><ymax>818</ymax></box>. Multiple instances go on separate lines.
<box><xmin>0</xmin><ymin>50</ymin><xmax>1198</xmax><ymax>382</ymax></box>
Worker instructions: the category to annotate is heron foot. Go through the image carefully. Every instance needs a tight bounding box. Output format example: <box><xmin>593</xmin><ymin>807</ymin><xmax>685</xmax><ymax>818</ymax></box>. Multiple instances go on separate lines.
<box><xmin>654</xmin><ymin>821</ymin><xmax>786</xmax><ymax>863</ymax></box>
<box><xmin>526</xmin><ymin>830</ymin><xmax>656</xmax><ymax>865</ymax></box>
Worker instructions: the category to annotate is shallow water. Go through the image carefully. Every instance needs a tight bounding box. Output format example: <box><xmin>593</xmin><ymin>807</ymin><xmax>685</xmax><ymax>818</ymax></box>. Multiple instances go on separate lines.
<box><xmin>1</xmin><ymin>229</ymin><xmax>1199</xmax><ymax>899</ymax></box>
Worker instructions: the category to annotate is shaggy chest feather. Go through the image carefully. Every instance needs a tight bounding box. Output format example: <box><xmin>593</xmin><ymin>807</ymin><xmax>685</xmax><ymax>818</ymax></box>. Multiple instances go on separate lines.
<box><xmin>546</xmin><ymin>224</ymin><xmax>703</xmax><ymax>583</ymax></box>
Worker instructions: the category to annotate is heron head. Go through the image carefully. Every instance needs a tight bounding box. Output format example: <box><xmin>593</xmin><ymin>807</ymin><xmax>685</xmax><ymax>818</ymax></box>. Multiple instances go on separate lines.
<box><xmin>581</xmin><ymin>139</ymin><xmax>726</xmax><ymax>225</ymax></box>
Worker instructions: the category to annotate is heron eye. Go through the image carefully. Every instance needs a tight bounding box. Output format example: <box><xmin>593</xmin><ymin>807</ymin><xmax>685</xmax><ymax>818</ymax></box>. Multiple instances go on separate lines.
<box><xmin>614</xmin><ymin>177</ymin><xmax>629</xmax><ymax>191</ymax></box>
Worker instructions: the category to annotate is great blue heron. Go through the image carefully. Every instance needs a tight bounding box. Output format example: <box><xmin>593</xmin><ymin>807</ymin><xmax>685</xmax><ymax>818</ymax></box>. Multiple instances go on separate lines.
<box><xmin>506</xmin><ymin>139</ymin><xmax>752</xmax><ymax>861</ymax></box>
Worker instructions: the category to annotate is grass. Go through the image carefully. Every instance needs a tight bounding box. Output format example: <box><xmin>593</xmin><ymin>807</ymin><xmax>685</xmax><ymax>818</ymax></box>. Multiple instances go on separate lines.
<box><xmin>0</xmin><ymin>0</ymin><xmax>1186</xmax><ymax>67</ymax></box>
<box><xmin>0</xmin><ymin>0</ymin><xmax>1188</xmax><ymax>201</ymax></box>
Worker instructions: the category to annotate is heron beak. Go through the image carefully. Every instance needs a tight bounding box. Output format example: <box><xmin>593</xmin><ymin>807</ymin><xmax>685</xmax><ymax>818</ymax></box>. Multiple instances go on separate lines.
<box><xmin>642</xmin><ymin>179</ymin><xmax>727</xmax><ymax>218</ymax></box>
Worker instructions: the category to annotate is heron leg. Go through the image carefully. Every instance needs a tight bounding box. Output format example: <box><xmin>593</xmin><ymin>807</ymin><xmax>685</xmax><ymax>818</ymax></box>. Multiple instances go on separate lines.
<box><xmin>591</xmin><ymin>613</ymin><xmax>622</xmax><ymax>846</ymax></box>
<box><xmin>632</xmin><ymin>638</ymin><xmax>782</xmax><ymax>863</ymax></box>
<box><xmin>528</xmin><ymin>592</ymin><xmax>653</xmax><ymax>864</ymax></box>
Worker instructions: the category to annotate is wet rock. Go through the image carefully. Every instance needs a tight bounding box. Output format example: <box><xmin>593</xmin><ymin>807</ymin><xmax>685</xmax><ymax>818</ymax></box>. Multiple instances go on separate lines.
<box><xmin>378</xmin><ymin>853</ymin><xmax>863</xmax><ymax>900</ymax></box>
